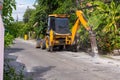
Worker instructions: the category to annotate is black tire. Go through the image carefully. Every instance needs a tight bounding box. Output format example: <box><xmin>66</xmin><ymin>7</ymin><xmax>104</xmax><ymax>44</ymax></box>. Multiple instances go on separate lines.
<box><xmin>41</xmin><ymin>40</ymin><xmax>46</xmax><ymax>49</ymax></box>
<box><xmin>58</xmin><ymin>45</ymin><xmax>64</xmax><ymax>51</ymax></box>
<box><xmin>47</xmin><ymin>46</ymin><xmax>53</xmax><ymax>52</ymax></box>
<box><xmin>72</xmin><ymin>45</ymin><xmax>78</xmax><ymax>52</ymax></box>
<box><xmin>65</xmin><ymin>45</ymin><xmax>71</xmax><ymax>51</ymax></box>
<box><xmin>50</xmin><ymin>46</ymin><xmax>53</xmax><ymax>52</ymax></box>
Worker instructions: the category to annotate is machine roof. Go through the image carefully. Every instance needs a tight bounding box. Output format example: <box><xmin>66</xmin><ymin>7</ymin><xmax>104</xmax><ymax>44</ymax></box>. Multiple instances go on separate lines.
<box><xmin>49</xmin><ymin>14</ymin><xmax>69</xmax><ymax>18</ymax></box>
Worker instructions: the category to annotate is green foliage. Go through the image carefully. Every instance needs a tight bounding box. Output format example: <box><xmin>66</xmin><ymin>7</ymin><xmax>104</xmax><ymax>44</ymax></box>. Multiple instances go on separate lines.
<box><xmin>4</xmin><ymin>22</ymin><xmax>26</xmax><ymax>47</ymax></box>
<box><xmin>2</xmin><ymin>0</ymin><xmax>15</xmax><ymax>47</ymax></box>
<box><xmin>4</xmin><ymin>32</ymin><xmax>14</xmax><ymax>47</ymax></box>
<box><xmin>78</xmin><ymin>27</ymin><xmax>90</xmax><ymax>49</ymax></box>
<box><xmin>37</xmin><ymin>0</ymin><xmax>64</xmax><ymax>13</ymax></box>
<box><xmin>6</xmin><ymin>22</ymin><xmax>21</xmax><ymax>38</ymax></box>
<box><xmin>16</xmin><ymin>22</ymin><xmax>27</xmax><ymax>37</ymax></box>
<box><xmin>54</xmin><ymin>0</ymin><xmax>75</xmax><ymax>14</ymax></box>
<box><xmin>3</xmin><ymin>0</ymin><xmax>16</xmax><ymax>47</ymax></box>
<box><xmin>23</xmin><ymin>8</ymin><xmax>35</xmax><ymax>23</ymax></box>
<box><xmin>30</xmin><ymin>5</ymin><xmax>48</xmax><ymax>37</ymax></box>
<box><xmin>2</xmin><ymin>0</ymin><xmax>16</xmax><ymax>27</ymax></box>
<box><xmin>87</xmin><ymin>0</ymin><xmax>120</xmax><ymax>53</ymax></box>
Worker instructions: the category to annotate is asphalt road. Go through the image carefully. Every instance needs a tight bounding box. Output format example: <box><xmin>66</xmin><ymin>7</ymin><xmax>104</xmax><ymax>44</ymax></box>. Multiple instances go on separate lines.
<box><xmin>5</xmin><ymin>39</ymin><xmax>120</xmax><ymax>80</ymax></box>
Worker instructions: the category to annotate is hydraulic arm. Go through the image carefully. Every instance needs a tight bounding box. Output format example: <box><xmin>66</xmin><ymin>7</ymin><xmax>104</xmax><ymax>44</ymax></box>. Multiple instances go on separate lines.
<box><xmin>71</xmin><ymin>10</ymin><xmax>98</xmax><ymax>56</ymax></box>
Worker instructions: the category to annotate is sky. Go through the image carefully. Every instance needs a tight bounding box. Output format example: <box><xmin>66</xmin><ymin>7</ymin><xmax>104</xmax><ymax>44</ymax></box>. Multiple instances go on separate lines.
<box><xmin>12</xmin><ymin>0</ymin><xmax>36</xmax><ymax>21</ymax></box>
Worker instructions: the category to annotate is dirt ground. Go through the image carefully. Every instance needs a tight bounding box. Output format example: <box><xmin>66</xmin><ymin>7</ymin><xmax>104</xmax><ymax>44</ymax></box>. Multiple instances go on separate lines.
<box><xmin>4</xmin><ymin>38</ymin><xmax>120</xmax><ymax>80</ymax></box>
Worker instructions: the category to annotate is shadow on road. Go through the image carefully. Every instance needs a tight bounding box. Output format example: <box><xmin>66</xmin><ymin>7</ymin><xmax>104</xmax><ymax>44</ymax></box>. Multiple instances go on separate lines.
<box><xmin>25</xmin><ymin>66</ymin><xmax>55</xmax><ymax>80</ymax></box>
<box><xmin>5</xmin><ymin>47</ymin><xmax>24</xmax><ymax>54</ymax></box>
<box><xmin>4</xmin><ymin>47</ymin><xmax>55</xmax><ymax>80</ymax></box>
<box><xmin>4</xmin><ymin>47</ymin><xmax>24</xmax><ymax>61</ymax></box>
<box><xmin>4</xmin><ymin>47</ymin><xmax>25</xmax><ymax>73</ymax></box>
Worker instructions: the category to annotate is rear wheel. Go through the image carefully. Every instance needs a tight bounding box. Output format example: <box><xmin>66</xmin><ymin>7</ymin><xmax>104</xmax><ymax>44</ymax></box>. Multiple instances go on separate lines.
<box><xmin>47</xmin><ymin>45</ymin><xmax>53</xmax><ymax>52</ymax></box>
<box><xmin>59</xmin><ymin>45</ymin><xmax>64</xmax><ymax>51</ymax></box>
<box><xmin>49</xmin><ymin>46</ymin><xmax>53</xmax><ymax>52</ymax></box>
<box><xmin>40</xmin><ymin>40</ymin><xmax>46</xmax><ymax>49</ymax></box>
<box><xmin>65</xmin><ymin>45</ymin><xmax>71</xmax><ymax>51</ymax></box>
<box><xmin>72</xmin><ymin>45</ymin><xmax>78</xmax><ymax>52</ymax></box>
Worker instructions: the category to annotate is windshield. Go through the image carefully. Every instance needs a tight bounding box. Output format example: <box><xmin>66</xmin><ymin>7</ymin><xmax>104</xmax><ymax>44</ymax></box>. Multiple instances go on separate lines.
<box><xmin>55</xmin><ymin>18</ymin><xmax>70</xmax><ymax>34</ymax></box>
<box><xmin>55</xmin><ymin>18</ymin><xmax>69</xmax><ymax>28</ymax></box>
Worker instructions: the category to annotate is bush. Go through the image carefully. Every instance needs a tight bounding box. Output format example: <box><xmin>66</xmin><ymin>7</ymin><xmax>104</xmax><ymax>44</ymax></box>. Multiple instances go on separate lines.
<box><xmin>4</xmin><ymin>32</ymin><xmax>14</xmax><ymax>47</ymax></box>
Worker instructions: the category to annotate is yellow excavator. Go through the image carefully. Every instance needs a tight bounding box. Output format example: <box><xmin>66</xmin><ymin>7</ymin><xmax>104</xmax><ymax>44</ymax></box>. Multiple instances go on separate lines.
<box><xmin>36</xmin><ymin>10</ymin><xmax>98</xmax><ymax>55</ymax></box>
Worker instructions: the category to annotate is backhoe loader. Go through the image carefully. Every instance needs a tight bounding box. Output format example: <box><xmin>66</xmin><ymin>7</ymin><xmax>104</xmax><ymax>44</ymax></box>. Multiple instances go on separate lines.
<box><xmin>37</xmin><ymin>10</ymin><xmax>98</xmax><ymax>55</ymax></box>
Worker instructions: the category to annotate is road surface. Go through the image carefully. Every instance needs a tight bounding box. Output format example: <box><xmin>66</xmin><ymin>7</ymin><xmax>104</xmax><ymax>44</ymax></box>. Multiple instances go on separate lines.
<box><xmin>5</xmin><ymin>39</ymin><xmax>120</xmax><ymax>80</ymax></box>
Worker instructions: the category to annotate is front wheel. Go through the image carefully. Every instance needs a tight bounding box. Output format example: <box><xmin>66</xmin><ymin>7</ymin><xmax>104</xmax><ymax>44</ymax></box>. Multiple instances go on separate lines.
<box><xmin>47</xmin><ymin>46</ymin><xmax>53</xmax><ymax>52</ymax></box>
<box><xmin>46</xmin><ymin>36</ymin><xmax>53</xmax><ymax>52</ymax></box>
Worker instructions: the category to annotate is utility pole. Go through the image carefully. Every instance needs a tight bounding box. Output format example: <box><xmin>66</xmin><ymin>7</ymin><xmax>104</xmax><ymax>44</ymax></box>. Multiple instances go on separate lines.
<box><xmin>16</xmin><ymin>14</ymin><xmax>19</xmax><ymax>22</ymax></box>
<box><xmin>0</xmin><ymin>0</ymin><xmax>4</xmax><ymax>80</ymax></box>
